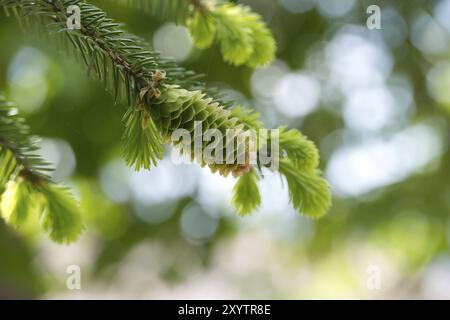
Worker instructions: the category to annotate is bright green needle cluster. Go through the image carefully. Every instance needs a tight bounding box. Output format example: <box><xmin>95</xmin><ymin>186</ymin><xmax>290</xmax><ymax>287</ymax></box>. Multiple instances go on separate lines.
<box><xmin>121</xmin><ymin>0</ymin><xmax>277</xmax><ymax>67</ymax></box>
<box><xmin>189</xmin><ymin>2</ymin><xmax>276</xmax><ymax>67</ymax></box>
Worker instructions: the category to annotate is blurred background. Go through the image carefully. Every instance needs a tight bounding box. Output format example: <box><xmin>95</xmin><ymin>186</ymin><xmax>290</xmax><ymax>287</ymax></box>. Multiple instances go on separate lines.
<box><xmin>1</xmin><ymin>0</ymin><xmax>450</xmax><ymax>299</ymax></box>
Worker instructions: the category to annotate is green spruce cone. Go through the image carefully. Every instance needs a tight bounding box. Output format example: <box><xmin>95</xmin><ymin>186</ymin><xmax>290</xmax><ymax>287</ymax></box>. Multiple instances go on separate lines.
<box><xmin>148</xmin><ymin>85</ymin><xmax>251</xmax><ymax>178</ymax></box>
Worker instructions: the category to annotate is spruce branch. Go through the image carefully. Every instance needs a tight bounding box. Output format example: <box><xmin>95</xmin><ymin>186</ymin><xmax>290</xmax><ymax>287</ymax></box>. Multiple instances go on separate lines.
<box><xmin>0</xmin><ymin>95</ymin><xmax>83</xmax><ymax>243</ymax></box>
<box><xmin>1</xmin><ymin>0</ymin><xmax>332</xmax><ymax>221</ymax></box>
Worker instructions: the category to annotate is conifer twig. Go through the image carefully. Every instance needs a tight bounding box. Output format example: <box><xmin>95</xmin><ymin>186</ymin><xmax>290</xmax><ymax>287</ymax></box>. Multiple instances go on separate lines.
<box><xmin>1</xmin><ymin>0</ymin><xmax>331</xmax><ymax>225</ymax></box>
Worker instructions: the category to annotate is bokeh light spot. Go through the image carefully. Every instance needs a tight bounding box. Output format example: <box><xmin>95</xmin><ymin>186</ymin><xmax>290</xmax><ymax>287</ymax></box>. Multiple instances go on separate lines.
<box><xmin>153</xmin><ymin>23</ymin><xmax>193</xmax><ymax>62</ymax></box>
<box><xmin>7</xmin><ymin>47</ymin><xmax>49</xmax><ymax>113</ymax></box>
